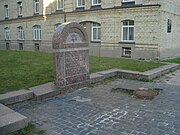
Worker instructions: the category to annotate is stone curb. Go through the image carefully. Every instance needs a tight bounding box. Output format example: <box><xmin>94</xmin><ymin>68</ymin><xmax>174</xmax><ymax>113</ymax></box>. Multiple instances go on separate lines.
<box><xmin>0</xmin><ymin>104</ymin><xmax>28</xmax><ymax>135</ymax></box>
<box><xmin>0</xmin><ymin>89</ymin><xmax>34</xmax><ymax>106</ymax></box>
<box><xmin>0</xmin><ymin>63</ymin><xmax>179</xmax><ymax>105</ymax></box>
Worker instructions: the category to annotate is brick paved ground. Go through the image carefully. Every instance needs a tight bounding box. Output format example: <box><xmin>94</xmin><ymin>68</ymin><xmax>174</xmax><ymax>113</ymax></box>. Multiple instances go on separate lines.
<box><xmin>155</xmin><ymin>69</ymin><xmax>180</xmax><ymax>86</ymax></box>
<box><xmin>11</xmin><ymin>79</ymin><xmax>180</xmax><ymax>135</ymax></box>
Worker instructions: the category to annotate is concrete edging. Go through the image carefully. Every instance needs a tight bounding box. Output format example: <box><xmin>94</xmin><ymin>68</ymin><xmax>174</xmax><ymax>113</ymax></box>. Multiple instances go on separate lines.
<box><xmin>0</xmin><ymin>104</ymin><xmax>28</xmax><ymax>135</ymax></box>
<box><xmin>0</xmin><ymin>63</ymin><xmax>179</xmax><ymax>105</ymax></box>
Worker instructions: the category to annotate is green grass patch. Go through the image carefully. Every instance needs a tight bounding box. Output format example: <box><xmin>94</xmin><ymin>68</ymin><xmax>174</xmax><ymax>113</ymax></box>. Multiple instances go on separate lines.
<box><xmin>89</xmin><ymin>56</ymin><xmax>163</xmax><ymax>73</ymax></box>
<box><xmin>0</xmin><ymin>50</ymin><xmax>163</xmax><ymax>94</ymax></box>
<box><xmin>162</xmin><ymin>58</ymin><xmax>180</xmax><ymax>64</ymax></box>
<box><xmin>0</xmin><ymin>50</ymin><xmax>53</xmax><ymax>94</ymax></box>
<box><xmin>14</xmin><ymin>123</ymin><xmax>46</xmax><ymax>135</ymax></box>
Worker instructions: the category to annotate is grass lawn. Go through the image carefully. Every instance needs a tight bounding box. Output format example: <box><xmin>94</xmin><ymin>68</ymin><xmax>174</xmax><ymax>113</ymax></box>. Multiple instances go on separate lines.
<box><xmin>0</xmin><ymin>50</ymin><xmax>163</xmax><ymax>94</ymax></box>
<box><xmin>162</xmin><ymin>58</ymin><xmax>180</xmax><ymax>64</ymax></box>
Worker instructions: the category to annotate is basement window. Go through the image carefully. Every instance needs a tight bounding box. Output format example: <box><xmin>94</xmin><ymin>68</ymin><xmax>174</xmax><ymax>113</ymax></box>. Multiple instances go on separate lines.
<box><xmin>167</xmin><ymin>19</ymin><xmax>172</xmax><ymax>33</ymax></box>
<box><xmin>122</xmin><ymin>47</ymin><xmax>131</xmax><ymax>57</ymax></box>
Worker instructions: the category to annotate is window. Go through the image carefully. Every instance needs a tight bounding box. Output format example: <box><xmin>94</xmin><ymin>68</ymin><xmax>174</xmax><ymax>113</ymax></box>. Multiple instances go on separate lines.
<box><xmin>122</xmin><ymin>0</ymin><xmax>135</xmax><ymax>2</ymax></box>
<box><xmin>57</xmin><ymin>0</ymin><xmax>64</xmax><ymax>10</ymax></box>
<box><xmin>33</xmin><ymin>25</ymin><xmax>41</xmax><ymax>40</ymax></box>
<box><xmin>34</xmin><ymin>0</ymin><xmax>39</xmax><ymax>14</ymax></box>
<box><xmin>18</xmin><ymin>26</ymin><xmax>25</xmax><ymax>40</ymax></box>
<box><xmin>92</xmin><ymin>0</ymin><xmax>101</xmax><ymax>6</ymax></box>
<box><xmin>167</xmin><ymin>19</ymin><xmax>172</xmax><ymax>33</ymax></box>
<box><xmin>122</xmin><ymin>47</ymin><xmax>131</xmax><ymax>57</ymax></box>
<box><xmin>4</xmin><ymin>5</ymin><xmax>9</xmax><ymax>19</ymax></box>
<box><xmin>19</xmin><ymin>43</ymin><xmax>23</xmax><ymax>50</ymax></box>
<box><xmin>92</xmin><ymin>23</ymin><xmax>101</xmax><ymax>41</ymax></box>
<box><xmin>77</xmin><ymin>0</ymin><xmax>85</xmax><ymax>7</ymax></box>
<box><xmin>35</xmin><ymin>43</ymin><xmax>40</xmax><ymax>51</ymax></box>
<box><xmin>5</xmin><ymin>27</ymin><xmax>11</xmax><ymax>40</ymax></box>
<box><xmin>17</xmin><ymin>2</ymin><xmax>23</xmax><ymax>17</ymax></box>
<box><xmin>6</xmin><ymin>43</ymin><xmax>10</xmax><ymax>50</ymax></box>
<box><xmin>122</xmin><ymin>20</ymin><xmax>134</xmax><ymax>42</ymax></box>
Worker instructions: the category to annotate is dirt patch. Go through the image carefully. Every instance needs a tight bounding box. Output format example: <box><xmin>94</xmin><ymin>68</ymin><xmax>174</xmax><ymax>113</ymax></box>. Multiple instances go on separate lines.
<box><xmin>133</xmin><ymin>88</ymin><xmax>159</xmax><ymax>100</ymax></box>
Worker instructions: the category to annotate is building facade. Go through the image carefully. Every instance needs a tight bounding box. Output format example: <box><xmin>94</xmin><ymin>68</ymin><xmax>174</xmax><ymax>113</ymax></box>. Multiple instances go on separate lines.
<box><xmin>0</xmin><ymin>0</ymin><xmax>179</xmax><ymax>59</ymax></box>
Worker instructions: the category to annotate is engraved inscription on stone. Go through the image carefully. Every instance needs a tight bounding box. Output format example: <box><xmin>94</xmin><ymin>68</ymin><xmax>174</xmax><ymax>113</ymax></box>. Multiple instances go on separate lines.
<box><xmin>52</xmin><ymin>22</ymin><xmax>89</xmax><ymax>94</ymax></box>
<box><xmin>66</xmin><ymin>32</ymin><xmax>82</xmax><ymax>43</ymax></box>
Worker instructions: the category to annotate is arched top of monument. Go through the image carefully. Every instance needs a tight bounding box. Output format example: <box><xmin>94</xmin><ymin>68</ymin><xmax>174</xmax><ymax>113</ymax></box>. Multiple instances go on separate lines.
<box><xmin>52</xmin><ymin>22</ymin><xmax>89</xmax><ymax>49</ymax></box>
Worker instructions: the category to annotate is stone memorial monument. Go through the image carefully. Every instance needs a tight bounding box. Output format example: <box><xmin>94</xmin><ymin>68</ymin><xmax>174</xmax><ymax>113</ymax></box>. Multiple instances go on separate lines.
<box><xmin>52</xmin><ymin>22</ymin><xmax>89</xmax><ymax>93</ymax></box>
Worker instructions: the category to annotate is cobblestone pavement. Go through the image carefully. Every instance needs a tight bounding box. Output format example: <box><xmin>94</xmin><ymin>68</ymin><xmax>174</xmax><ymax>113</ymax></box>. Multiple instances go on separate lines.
<box><xmin>155</xmin><ymin>69</ymin><xmax>180</xmax><ymax>86</ymax></box>
<box><xmin>10</xmin><ymin>79</ymin><xmax>180</xmax><ymax>135</ymax></box>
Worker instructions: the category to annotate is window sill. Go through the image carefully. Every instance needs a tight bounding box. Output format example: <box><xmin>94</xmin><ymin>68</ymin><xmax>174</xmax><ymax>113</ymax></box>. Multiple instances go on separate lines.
<box><xmin>18</xmin><ymin>15</ymin><xmax>23</xmax><ymax>18</ymax></box>
<box><xmin>119</xmin><ymin>42</ymin><xmax>135</xmax><ymax>44</ymax></box>
<box><xmin>33</xmin><ymin>40</ymin><xmax>41</xmax><ymax>42</ymax></box>
<box><xmin>122</xmin><ymin>55</ymin><xmax>131</xmax><ymax>58</ymax></box>
<box><xmin>17</xmin><ymin>39</ymin><xmax>25</xmax><ymax>41</ymax></box>
<box><xmin>91</xmin><ymin>41</ymin><xmax>101</xmax><ymax>43</ymax></box>
<box><xmin>121</xmin><ymin>2</ymin><xmax>135</xmax><ymax>7</ymax></box>
<box><xmin>76</xmin><ymin>7</ymin><xmax>85</xmax><ymax>11</ymax></box>
<box><xmin>91</xmin><ymin>5</ymin><xmax>101</xmax><ymax>10</ymax></box>
<box><xmin>34</xmin><ymin>13</ymin><xmax>39</xmax><ymax>16</ymax></box>
<box><xmin>56</xmin><ymin>9</ymin><xmax>63</xmax><ymax>12</ymax></box>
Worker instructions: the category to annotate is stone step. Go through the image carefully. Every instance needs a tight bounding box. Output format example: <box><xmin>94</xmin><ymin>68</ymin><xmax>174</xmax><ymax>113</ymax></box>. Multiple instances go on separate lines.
<box><xmin>0</xmin><ymin>104</ymin><xmax>28</xmax><ymax>135</ymax></box>
<box><xmin>0</xmin><ymin>89</ymin><xmax>33</xmax><ymax>105</ymax></box>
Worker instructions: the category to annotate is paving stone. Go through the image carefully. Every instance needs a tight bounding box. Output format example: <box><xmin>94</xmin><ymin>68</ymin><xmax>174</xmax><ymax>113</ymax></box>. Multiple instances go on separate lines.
<box><xmin>10</xmin><ymin>79</ymin><xmax>180</xmax><ymax>135</ymax></box>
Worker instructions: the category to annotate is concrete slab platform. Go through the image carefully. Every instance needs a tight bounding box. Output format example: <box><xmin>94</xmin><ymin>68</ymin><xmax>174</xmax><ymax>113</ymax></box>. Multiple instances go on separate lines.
<box><xmin>97</xmin><ymin>68</ymin><xmax>119</xmax><ymax>79</ymax></box>
<box><xmin>31</xmin><ymin>82</ymin><xmax>61</xmax><ymax>100</ymax></box>
<box><xmin>90</xmin><ymin>73</ymin><xmax>104</xmax><ymax>83</ymax></box>
<box><xmin>0</xmin><ymin>104</ymin><xmax>28</xmax><ymax>135</ymax></box>
<box><xmin>0</xmin><ymin>89</ymin><xmax>34</xmax><ymax>105</ymax></box>
<box><xmin>0</xmin><ymin>104</ymin><xmax>14</xmax><ymax>117</ymax></box>
<box><xmin>144</xmin><ymin>63</ymin><xmax>180</xmax><ymax>79</ymax></box>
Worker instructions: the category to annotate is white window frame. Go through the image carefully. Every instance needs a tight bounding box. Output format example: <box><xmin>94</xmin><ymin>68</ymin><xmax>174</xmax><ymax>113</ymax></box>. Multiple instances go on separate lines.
<box><xmin>121</xmin><ymin>20</ymin><xmax>134</xmax><ymax>42</ymax></box>
<box><xmin>92</xmin><ymin>23</ymin><xmax>101</xmax><ymax>41</ymax></box>
<box><xmin>4</xmin><ymin>5</ymin><xmax>9</xmax><ymax>18</ymax></box>
<box><xmin>33</xmin><ymin>25</ymin><xmax>41</xmax><ymax>40</ymax></box>
<box><xmin>5</xmin><ymin>28</ymin><xmax>11</xmax><ymax>40</ymax></box>
<box><xmin>18</xmin><ymin>26</ymin><xmax>25</xmax><ymax>40</ymax></box>
<box><xmin>18</xmin><ymin>2</ymin><xmax>23</xmax><ymax>16</ymax></box>
<box><xmin>57</xmin><ymin>0</ymin><xmax>64</xmax><ymax>10</ymax></box>
<box><xmin>122</xmin><ymin>47</ymin><xmax>131</xmax><ymax>57</ymax></box>
<box><xmin>92</xmin><ymin>0</ymin><xmax>101</xmax><ymax>6</ymax></box>
<box><xmin>122</xmin><ymin>0</ymin><xmax>135</xmax><ymax>2</ymax></box>
<box><xmin>77</xmin><ymin>0</ymin><xmax>85</xmax><ymax>8</ymax></box>
<box><xmin>34</xmin><ymin>0</ymin><xmax>39</xmax><ymax>14</ymax></box>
